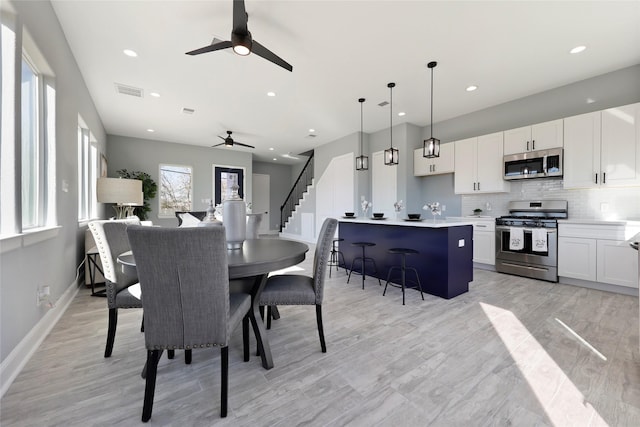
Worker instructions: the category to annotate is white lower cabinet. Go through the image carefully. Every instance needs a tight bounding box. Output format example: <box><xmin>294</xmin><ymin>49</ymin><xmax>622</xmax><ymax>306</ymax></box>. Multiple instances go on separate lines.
<box><xmin>473</xmin><ymin>227</ymin><xmax>495</xmax><ymax>265</ymax></box>
<box><xmin>558</xmin><ymin>223</ymin><xmax>639</xmax><ymax>288</ymax></box>
<box><xmin>558</xmin><ymin>237</ymin><xmax>597</xmax><ymax>281</ymax></box>
<box><xmin>596</xmin><ymin>239</ymin><xmax>638</xmax><ymax>287</ymax></box>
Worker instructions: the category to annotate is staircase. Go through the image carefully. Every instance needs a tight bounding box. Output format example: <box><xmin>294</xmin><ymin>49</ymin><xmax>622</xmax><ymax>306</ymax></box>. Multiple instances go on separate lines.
<box><xmin>280</xmin><ymin>153</ymin><xmax>314</xmax><ymax>231</ymax></box>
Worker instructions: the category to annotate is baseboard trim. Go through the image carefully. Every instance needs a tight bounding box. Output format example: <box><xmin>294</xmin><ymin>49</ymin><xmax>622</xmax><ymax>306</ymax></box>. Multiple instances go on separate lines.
<box><xmin>0</xmin><ymin>281</ymin><xmax>80</xmax><ymax>397</ymax></box>
<box><xmin>559</xmin><ymin>276</ymin><xmax>638</xmax><ymax>297</ymax></box>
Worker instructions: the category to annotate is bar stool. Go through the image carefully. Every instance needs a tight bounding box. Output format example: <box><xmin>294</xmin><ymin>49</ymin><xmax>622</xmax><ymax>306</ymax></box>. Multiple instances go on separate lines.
<box><xmin>347</xmin><ymin>242</ymin><xmax>382</xmax><ymax>289</ymax></box>
<box><xmin>327</xmin><ymin>238</ymin><xmax>347</xmax><ymax>277</ymax></box>
<box><xmin>383</xmin><ymin>248</ymin><xmax>424</xmax><ymax>305</ymax></box>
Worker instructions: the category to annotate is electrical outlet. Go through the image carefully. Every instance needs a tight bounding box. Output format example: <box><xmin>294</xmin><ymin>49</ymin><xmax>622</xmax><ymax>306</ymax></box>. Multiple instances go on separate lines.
<box><xmin>36</xmin><ymin>285</ymin><xmax>51</xmax><ymax>307</ymax></box>
<box><xmin>600</xmin><ymin>203</ymin><xmax>609</xmax><ymax>213</ymax></box>
<box><xmin>442</xmin><ymin>205</ymin><xmax>446</xmax><ymax>212</ymax></box>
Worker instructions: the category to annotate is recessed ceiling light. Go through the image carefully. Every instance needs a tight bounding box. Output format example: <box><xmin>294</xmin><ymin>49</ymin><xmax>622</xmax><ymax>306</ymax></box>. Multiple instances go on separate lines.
<box><xmin>267</xmin><ymin>91</ymin><xmax>276</xmax><ymax>97</ymax></box>
<box><xmin>586</xmin><ymin>98</ymin><xmax>596</xmax><ymax>104</ymax></box>
<box><xmin>273</xmin><ymin>158</ymin><xmax>277</xmax><ymax>161</ymax></box>
<box><xmin>570</xmin><ymin>45</ymin><xmax>586</xmax><ymax>54</ymax></box>
<box><xmin>398</xmin><ymin>112</ymin><xmax>406</xmax><ymax>117</ymax></box>
<box><xmin>309</xmin><ymin>128</ymin><xmax>315</xmax><ymax>133</ymax></box>
<box><xmin>147</xmin><ymin>129</ymin><xmax>155</xmax><ymax>132</ymax></box>
<box><xmin>466</xmin><ymin>85</ymin><xmax>478</xmax><ymax>92</ymax></box>
<box><xmin>123</xmin><ymin>49</ymin><xmax>138</xmax><ymax>57</ymax></box>
<box><xmin>149</xmin><ymin>92</ymin><xmax>160</xmax><ymax>97</ymax></box>
<box><xmin>269</xmin><ymin>147</ymin><xmax>274</xmax><ymax>151</ymax></box>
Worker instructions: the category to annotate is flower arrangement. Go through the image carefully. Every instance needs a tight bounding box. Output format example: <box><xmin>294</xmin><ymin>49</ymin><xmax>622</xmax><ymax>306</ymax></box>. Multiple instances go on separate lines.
<box><xmin>423</xmin><ymin>202</ymin><xmax>442</xmax><ymax>221</ymax></box>
<box><xmin>393</xmin><ymin>200</ymin><xmax>404</xmax><ymax>212</ymax></box>
<box><xmin>360</xmin><ymin>196</ymin><xmax>372</xmax><ymax>216</ymax></box>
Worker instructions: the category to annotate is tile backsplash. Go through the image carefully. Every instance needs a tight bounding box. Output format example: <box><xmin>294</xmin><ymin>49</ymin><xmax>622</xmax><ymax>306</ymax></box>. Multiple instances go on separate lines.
<box><xmin>461</xmin><ymin>178</ymin><xmax>640</xmax><ymax>220</ymax></box>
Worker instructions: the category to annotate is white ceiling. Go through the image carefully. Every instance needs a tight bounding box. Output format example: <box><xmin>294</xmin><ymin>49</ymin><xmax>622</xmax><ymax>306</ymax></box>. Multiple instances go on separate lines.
<box><xmin>50</xmin><ymin>0</ymin><xmax>640</xmax><ymax>164</ymax></box>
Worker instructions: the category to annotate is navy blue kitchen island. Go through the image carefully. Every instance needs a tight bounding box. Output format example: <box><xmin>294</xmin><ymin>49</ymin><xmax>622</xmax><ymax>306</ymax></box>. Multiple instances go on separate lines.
<box><xmin>338</xmin><ymin>218</ymin><xmax>474</xmax><ymax>299</ymax></box>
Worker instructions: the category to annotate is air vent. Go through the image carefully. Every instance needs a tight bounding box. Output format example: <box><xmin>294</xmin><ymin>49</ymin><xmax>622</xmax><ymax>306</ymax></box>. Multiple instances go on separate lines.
<box><xmin>378</xmin><ymin>101</ymin><xmax>389</xmax><ymax>107</ymax></box>
<box><xmin>115</xmin><ymin>83</ymin><xmax>143</xmax><ymax>98</ymax></box>
<box><xmin>181</xmin><ymin>107</ymin><xmax>195</xmax><ymax>115</ymax></box>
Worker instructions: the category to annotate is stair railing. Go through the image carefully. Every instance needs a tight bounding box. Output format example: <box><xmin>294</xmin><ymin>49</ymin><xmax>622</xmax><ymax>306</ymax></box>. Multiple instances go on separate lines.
<box><xmin>280</xmin><ymin>153</ymin><xmax>314</xmax><ymax>231</ymax></box>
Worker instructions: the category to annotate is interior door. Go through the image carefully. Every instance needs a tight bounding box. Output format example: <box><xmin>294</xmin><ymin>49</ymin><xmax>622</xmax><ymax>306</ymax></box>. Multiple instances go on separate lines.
<box><xmin>371</xmin><ymin>151</ymin><xmax>397</xmax><ymax>217</ymax></box>
<box><xmin>252</xmin><ymin>173</ymin><xmax>270</xmax><ymax>234</ymax></box>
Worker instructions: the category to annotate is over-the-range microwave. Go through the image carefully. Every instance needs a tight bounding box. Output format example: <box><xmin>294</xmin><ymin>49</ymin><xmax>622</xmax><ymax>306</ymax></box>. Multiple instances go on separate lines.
<box><xmin>503</xmin><ymin>147</ymin><xmax>563</xmax><ymax>180</ymax></box>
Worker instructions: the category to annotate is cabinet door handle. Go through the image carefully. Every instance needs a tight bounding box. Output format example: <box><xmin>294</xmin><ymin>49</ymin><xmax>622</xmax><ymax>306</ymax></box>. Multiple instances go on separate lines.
<box><xmin>476</xmin><ymin>224</ymin><xmax>487</xmax><ymax>228</ymax></box>
<box><xmin>473</xmin><ymin>182</ymin><xmax>476</xmax><ymax>191</ymax></box>
<box><xmin>603</xmin><ymin>172</ymin><xmax>606</xmax><ymax>184</ymax></box>
<box><xmin>527</xmin><ymin>141</ymin><xmax>529</xmax><ymax>151</ymax></box>
<box><xmin>595</xmin><ymin>173</ymin><xmax>598</xmax><ymax>184</ymax></box>
<box><xmin>532</xmin><ymin>140</ymin><xmax>535</xmax><ymax>150</ymax></box>
<box><xmin>477</xmin><ymin>182</ymin><xmax>481</xmax><ymax>191</ymax></box>
<box><xmin>433</xmin><ymin>165</ymin><xmax>436</xmax><ymax>172</ymax></box>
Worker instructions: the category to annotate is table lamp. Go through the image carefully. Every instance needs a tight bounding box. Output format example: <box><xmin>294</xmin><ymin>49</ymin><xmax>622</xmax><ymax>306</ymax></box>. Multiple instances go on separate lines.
<box><xmin>97</xmin><ymin>177</ymin><xmax>143</xmax><ymax>219</ymax></box>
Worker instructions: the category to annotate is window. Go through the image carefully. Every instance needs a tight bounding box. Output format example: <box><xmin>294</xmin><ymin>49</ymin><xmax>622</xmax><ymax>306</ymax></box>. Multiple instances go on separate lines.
<box><xmin>77</xmin><ymin>119</ymin><xmax>98</xmax><ymax>221</ymax></box>
<box><xmin>159</xmin><ymin>164</ymin><xmax>192</xmax><ymax>217</ymax></box>
<box><xmin>21</xmin><ymin>56</ymin><xmax>40</xmax><ymax>228</ymax></box>
<box><xmin>0</xmin><ymin>20</ymin><xmax>56</xmax><ymax>236</ymax></box>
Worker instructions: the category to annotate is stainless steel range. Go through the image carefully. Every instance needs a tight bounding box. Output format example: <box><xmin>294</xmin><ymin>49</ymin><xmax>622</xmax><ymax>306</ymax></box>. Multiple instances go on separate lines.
<box><xmin>495</xmin><ymin>200</ymin><xmax>568</xmax><ymax>282</ymax></box>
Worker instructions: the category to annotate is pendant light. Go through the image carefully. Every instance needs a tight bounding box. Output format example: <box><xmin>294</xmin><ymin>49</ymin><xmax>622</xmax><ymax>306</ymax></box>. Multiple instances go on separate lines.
<box><xmin>423</xmin><ymin>61</ymin><xmax>440</xmax><ymax>158</ymax></box>
<box><xmin>384</xmin><ymin>82</ymin><xmax>399</xmax><ymax>165</ymax></box>
<box><xmin>355</xmin><ymin>98</ymin><xmax>369</xmax><ymax>170</ymax></box>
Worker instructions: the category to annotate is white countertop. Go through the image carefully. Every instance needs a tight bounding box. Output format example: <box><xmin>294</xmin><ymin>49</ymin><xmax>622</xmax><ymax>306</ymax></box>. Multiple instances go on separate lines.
<box><xmin>338</xmin><ymin>217</ymin><xmax>475</xmax><ymax>228</ymax></box>
<box><xmin>558</xmin><ymin>219</ymin><xmax>640</xmax><ymax>226</ymax></box>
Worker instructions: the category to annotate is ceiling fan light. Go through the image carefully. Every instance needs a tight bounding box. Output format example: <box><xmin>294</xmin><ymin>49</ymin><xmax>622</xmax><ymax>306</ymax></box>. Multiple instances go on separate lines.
<box><xmin>423</xmin><ymin>137</ymin><xmax>440</xmax><ymax>158</ymax></box>
<box><xmin>232</xmin><ymin>32</ymin><xmax>252</xmax><ymax>56</ymax></box>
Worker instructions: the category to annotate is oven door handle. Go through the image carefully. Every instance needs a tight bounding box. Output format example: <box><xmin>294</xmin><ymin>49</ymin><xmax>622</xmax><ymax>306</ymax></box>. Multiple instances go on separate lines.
<box><xmin>495</xmin><ymin>226</ymin><xmax>557</xmax><ymax>234</ymax></box>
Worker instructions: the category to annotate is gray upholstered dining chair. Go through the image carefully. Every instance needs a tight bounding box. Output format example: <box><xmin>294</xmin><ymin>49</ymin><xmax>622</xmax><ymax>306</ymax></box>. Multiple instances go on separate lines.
<box><xmin>126</xmin><ymin>225</ymin><xmax>251</xmax><ymax>421</ymax></box>
<box><xmin>259</xmin><ymin>217</ymin><xmax>338</xmax><ymax>353</ymax></box>
<box><xmin>88</xmin><ymin>219</ymin><xmax>142</xmax><ymax>357</ymax></box>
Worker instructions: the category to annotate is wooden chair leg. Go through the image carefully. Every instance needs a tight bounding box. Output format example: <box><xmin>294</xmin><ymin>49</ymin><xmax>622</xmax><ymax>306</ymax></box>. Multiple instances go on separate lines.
<box><xmin>316</xmin><ymin>305</ymin><xmax>327</xmax><ymax>353</ymax></box>
<box><xmin>104</xmin><ymin>308</ymin><xmax>118</xmax><ymax>357</ymax></box>
<box><xmin>242</xmin><ymin>315</ymin><xmax>250</xmax><ymax>362</ymax></box>
<box><xmin>220</xmin><ymin>347</ymin><xmax>229</xmax><ymax>417</ymax></box>
<box><xmin>142</xmin><ymin>349</ymin><xmax>160</xmax><ymax>422</ymax></box>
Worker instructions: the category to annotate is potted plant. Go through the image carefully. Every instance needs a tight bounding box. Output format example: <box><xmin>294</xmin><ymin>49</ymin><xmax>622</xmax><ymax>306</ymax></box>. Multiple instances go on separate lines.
<box><xmin>116</xmin><ymin>169</ymin><xmax>157</xmax><ymax>220</ymax></box>
<box><xmin>473</xmin><ymin>208</ymin><xmax>483</xmax><ymax>216</ymax></box>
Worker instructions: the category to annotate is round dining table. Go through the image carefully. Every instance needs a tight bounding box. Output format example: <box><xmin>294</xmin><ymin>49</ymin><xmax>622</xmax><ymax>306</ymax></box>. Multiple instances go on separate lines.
<box><xmin>117</xmin><ymin>238</ymin><xmax>309</xmax><ymax>370</ymax></box>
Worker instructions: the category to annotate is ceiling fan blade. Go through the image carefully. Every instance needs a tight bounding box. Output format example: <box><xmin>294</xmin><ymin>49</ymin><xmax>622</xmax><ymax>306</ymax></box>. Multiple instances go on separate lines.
<box><xmin>232</xmin><ymin>0</ymin><xmax>249</xmax><ymax>32</ymax></box>
<box><xmin>252</xmin><ymin>40</ymin><xmax>293</xmax><ymax>72</ymax></box>
<box><xmin>211</xmin><ymin>142</ymin><xmax>226</xmax><ymax>148</ymax></box>
<box><xmin>233</xmin><ymin>141</ymin><xmax>256</xmax><ymax>149</ymax></box>
<box><xmin>218</xmin><ymin>135</ymin><xmax>226</xmax><ymax>141</ymax></box>
<box><xmin>186</xmin><ymin>40</ymin><xmax>232</xmax><ymax>56</ymax></box>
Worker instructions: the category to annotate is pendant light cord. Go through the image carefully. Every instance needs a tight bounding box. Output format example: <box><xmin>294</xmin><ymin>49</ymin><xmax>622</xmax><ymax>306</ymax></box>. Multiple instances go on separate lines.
<box><xmin>360</xmin><ymin>99</ymin><xmax>364</xmax><ymax>154</ymax></box>
<box><xmin>388</xmin><ymin>83</ymin><xmax>394</xmax><ymax>148</ymax></box>
<box><xmin>430</xmin><ymin>67</ymin><xmax>433</xmax><ymax>139</ymax></box>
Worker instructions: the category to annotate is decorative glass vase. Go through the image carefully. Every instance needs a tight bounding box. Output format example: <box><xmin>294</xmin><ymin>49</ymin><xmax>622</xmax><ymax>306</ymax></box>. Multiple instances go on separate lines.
<box><xmin>222</xmin><ymin>184</ymin><xmax>246</xmax><ymax>249</ymax></box>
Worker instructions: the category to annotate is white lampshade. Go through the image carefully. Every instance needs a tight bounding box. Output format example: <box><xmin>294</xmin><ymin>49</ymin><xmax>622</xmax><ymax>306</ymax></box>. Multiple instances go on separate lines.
<box><xmin>97</xmin><ymin>178</ymin><xmax>142</xmax><ymax>205</ymax></box>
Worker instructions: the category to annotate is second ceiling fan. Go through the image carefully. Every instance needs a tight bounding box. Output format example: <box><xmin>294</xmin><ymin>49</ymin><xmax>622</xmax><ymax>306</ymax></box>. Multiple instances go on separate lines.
<box><xmin>212</xmin><ymin>131</ymin><xmax>255</xmax><ymax>149</ymax></box>
<box><xmin>186</xmin><ymin>0</ymin><xmax>293</xmax><ymax>72</ymax></box>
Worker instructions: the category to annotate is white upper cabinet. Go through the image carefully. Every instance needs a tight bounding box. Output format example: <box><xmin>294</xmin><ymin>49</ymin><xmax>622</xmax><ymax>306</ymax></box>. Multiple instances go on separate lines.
<box><xmin>454</xmin><ymin>132</ymin><xmax>509</xmax><ymax>194</ymax></box>
<box><xmin>413</xmin><ymin>143</ymin><xmax>454</xmax><ymax>176</ymax></box>
<box><xmin>503</xmin><ymin>119</ymin><xmax>564</xmax><ymax>155</ymax></box>
<box><xmin>564</xmin><ymin>103</ymin><xmax>640</xmax><ymax>189</ymax></box>
<box><xmin>563</xmin><ymin>111</ymin><xmax>601</xmax><ymax>189</ymax></box>
<box><xmin>601</xmin><ymin>102</ymin><xmax>640</xmax><ymax>187</ymax></box>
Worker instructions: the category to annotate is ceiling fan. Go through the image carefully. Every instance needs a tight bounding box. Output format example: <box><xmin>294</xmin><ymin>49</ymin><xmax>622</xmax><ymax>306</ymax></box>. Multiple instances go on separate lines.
<box><xmin>186</xmin><ymin>0</ymin><xmax>293</xmax><ymax>72</ymax></box>
<box><xmin>212</xmin><ymin>131</ymin><xmax>255</xmax><ymax>149</ymax></box>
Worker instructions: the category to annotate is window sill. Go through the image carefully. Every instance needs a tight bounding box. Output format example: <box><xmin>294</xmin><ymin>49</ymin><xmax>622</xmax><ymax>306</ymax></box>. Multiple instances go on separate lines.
<box><xmin>0</xmin><ymin>225</ymin><xmax>62</xmax><ymax>254</ymax></box>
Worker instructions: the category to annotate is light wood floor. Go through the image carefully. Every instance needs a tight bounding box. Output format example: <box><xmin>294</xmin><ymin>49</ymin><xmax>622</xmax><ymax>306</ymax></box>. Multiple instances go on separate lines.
<box><xmin>2</xmin><ymin>245</ymin><xmax>639</xmax><ymax>426</ymax></box>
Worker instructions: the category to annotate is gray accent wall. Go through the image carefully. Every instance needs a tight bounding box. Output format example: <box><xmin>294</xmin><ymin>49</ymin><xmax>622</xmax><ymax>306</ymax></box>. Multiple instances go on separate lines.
<box><xmin>107</xmin><ymin>135</ymin><xmax>253</xmax><ymax>228</ymax></box>
<box><xmin>1</xmin><ymin>1</ymin><xmax>107</xmax><ymax>363</ymax></box>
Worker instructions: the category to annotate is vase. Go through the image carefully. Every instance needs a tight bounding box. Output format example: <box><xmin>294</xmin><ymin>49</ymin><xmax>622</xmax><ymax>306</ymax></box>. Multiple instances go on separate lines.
<box><xmin>222</xmin><ymin>184</ymin><xmax>246</xmax><ymax>249</ymax></box>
